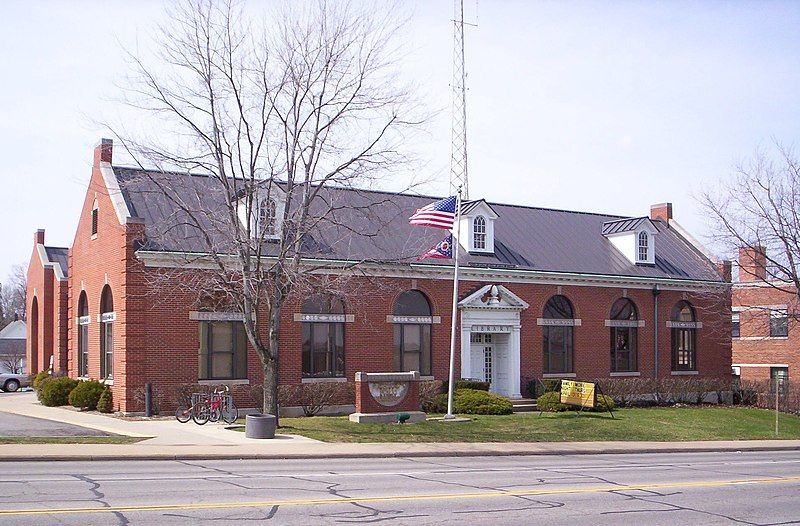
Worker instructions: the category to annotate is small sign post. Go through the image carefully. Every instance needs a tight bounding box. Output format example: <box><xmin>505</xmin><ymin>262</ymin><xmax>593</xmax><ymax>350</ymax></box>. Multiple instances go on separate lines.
<box><xmin>557</xmin><ymin>380</ymin><xmax>614</xmax><ymax>418</ymax></box>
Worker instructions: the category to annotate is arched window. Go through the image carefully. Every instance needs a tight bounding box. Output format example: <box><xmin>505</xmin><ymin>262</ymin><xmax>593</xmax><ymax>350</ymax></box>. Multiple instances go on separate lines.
<box><xmin>30</xmin><ymin>297</ymin><xmax>39</xmax><ymax>374</ymax></box>
<box><xmin>100</xmin><ymin>286</ymin><xmax>114</xmax><ymax>379</ymax></box>
<box><xmin>610</xmin><ymin>298</ymin><xmax>638</xmax><ymax>373</ymax></box>
<box><xmin>473</xmin><ymin>216</ymin><xmax>486</xmax><ymax>250</ymax></box>
<box><xmin>91</xmin><ymin>198</ymin><xmax>99</xmax><ymax>236</ymax></box>
<box><xmin>671</xmin><ymin>300</ymin><xmax>697</xmax><ymax>371</ymax></box>
<box><xmin>301</xmin><ymin>294</ymin><xmax>345</xmax><ymax>378</ymax></box>
<box><xmin>542</xmin><ymin>295</ymin><xmax>575</xmax><ymax>374</ymax></box>
<box><xmin>77</xmin><ymin>292</ymin><xmax>89</xmax><ymax>377</ymax></box>
<box><xmin>638</xmin><ymin>231</ymin><xmax>648</xmax><ymax>261</ymax></box>
<box><xmin>257</xmin><ymin>198</ymin><xmax>277</xmax><ymax>237</ymax></box>
<box><xmin>393</xmin><ymin>290</ymin><xmax>432</xmax><ymax>375</ymax></box>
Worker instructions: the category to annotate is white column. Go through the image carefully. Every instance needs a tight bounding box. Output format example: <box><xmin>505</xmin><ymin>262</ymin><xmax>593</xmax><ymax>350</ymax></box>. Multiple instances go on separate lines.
<box><xmin>509</xmin><ymin>325</ymin><xmax>521</xmax><ymax>399</ymax></box>
<box><xmin>460</xmin><ymin>319</ymin><xmax>472</xmax><ymax>380</ymax></box>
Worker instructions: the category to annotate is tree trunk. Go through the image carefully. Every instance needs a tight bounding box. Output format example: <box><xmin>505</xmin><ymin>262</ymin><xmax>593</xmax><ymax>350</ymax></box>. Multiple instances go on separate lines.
<box><xmin>262</xmin><ymin>359</ymin><xmax>279</xmax><ymax>426</ymax></box>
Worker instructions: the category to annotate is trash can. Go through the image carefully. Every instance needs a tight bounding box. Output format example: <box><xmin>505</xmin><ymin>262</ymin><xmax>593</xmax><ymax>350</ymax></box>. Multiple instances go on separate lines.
<box><xmin>245</xmin><ymin>413</ymin><xmax>276</xmax><ymax>439</ymax></box>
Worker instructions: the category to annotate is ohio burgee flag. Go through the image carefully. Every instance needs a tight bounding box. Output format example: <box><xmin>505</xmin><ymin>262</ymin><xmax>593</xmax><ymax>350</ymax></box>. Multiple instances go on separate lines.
<box><xmin>419</xmin><ymin>234</ymin><xmax>453</xmax><ymax>260</ymax></box>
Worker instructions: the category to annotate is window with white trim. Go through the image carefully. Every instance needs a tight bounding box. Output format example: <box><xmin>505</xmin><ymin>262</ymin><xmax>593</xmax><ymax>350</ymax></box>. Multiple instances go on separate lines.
<box><xmin>638</xmin><ymin>231</ymin><xmax>648</xmax><ymax>261</ymax></box>
<box><xmin>770</xmin><ymin>309</ymin><xmax>788</xmax><ymax>337</ymax></box>
<box><xmin>256</xmin><ymin>198</ymin><xmax>277</xmax><ymax>237</ymax></box>
<box><xmin>731</xmin><ymin>313</ymin><xmax>740</xmax><ymax>338</ymax></box>
<box><xmin>473</xmin><ymin>216</ymin><xmax>486</xmax><ymax>250</ymax></box>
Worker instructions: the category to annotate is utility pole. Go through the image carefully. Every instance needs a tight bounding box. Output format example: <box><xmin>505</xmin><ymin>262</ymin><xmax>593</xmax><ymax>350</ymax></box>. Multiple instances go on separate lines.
<box><xmin>450</xmin><ymin>0</ymin><xmax>471</xmax><ymax>199</ymax></box>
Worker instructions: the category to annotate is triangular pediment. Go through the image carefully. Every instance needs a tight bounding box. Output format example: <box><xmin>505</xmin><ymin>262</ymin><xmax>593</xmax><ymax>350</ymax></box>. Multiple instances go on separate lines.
<box><xmin>459</xmin><ymin>284</ymin><xmax>529</xmax><ymax>310</ymax></box>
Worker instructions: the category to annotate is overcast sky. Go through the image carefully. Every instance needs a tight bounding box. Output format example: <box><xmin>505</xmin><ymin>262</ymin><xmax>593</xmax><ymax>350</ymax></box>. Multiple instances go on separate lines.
<box><xmin>2</xmin><ymin>0</ymin><xmax>799</xmax><ymax>284</ymax></box>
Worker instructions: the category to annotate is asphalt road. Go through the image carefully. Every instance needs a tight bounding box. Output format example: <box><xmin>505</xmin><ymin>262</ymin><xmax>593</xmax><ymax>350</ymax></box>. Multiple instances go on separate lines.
<box><xmin>0</xmin><ymin>451</ymin><xmax>798</xmax><ymax>525</ymax></box>
<box><xmin>0</xmin><ymin>411</ymin><xmax>109</xmax><ymax>437</ymax></box>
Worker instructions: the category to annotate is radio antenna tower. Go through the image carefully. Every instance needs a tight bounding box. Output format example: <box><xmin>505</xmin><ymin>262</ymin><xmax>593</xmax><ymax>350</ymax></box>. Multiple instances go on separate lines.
<box><xmin>449</xmin><ymin>0</ymin><xmax>472</xmax><ymax>199</ymax></box>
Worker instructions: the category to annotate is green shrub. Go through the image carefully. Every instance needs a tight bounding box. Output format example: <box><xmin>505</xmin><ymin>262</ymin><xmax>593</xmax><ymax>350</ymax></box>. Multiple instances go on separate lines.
<box><xmin>536</xmin><ymin>391</ymin><xmax>570</xmax><ymax>412</ymax></box>
<box><xmin>536</xmin><ymin>391</ymin><xmax>616</xmax><ymax>412</ymax></box>
<box><xmin>36</xmin><ymin>376</ymin><xmax>54</xmax><ymax>402</ymax></box>
<box><xmin>595</xmin><ymin>394</ymin><xmax>616</xmax><ymax>412</ymax></box>
<box><xmin>68</xmin><ymin>380</ymin><xmax>106</xmax><ymax>410</ymax></box>
<box><xmin>32</xmin><ymin>371</ymin><xmax>51</xmax><ymax>391</ymax></box>
<box><xmin>97</xmin><ymin>387</ymin><xmax>113</xmax><ymax>413</ymax></box>
<box><xmin>527</xmin><ymin>378</ymin><xmax>562</xmax><ymax>398</ymax></box>
<box><xmin>39</xmin><ymin>377</ymin><xmax>79</xmax><ymax>407</ymax></box>
<box><xmin>431</xmin><ymin>388</ymin><xmax>513</xmax><ymax>415</ymax></box>
<box><xmin>441</xmin><ymin>379</ymin><xmax>490</xmax><ymax>394</ymax></box>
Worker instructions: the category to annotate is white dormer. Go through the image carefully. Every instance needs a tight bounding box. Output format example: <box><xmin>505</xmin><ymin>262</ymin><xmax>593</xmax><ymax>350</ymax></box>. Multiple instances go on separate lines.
<box><xmin>236</xmin><ymin>183</ymin><xmax>285</xmax><ymax>242</ymax></box>
<box><xmin>455</xmin><ymin>200</ymin><xmax>499</xmax><ymax>254</ymax></box>
<box><xmin>602</xmin><ymin>217</ymin><xmax>658</xmax><ymax>265</ymax></box>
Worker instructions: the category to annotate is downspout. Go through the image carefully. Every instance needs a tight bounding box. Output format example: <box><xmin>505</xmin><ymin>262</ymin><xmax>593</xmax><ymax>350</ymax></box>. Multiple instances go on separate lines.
<box><xmin>652</xmin><ymin>284</ymin><xmax>661</xmax><ymax>378</ymax></box>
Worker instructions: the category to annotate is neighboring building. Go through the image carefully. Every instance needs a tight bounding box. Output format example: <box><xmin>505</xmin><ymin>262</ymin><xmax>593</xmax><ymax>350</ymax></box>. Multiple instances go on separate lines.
<box><xmin>732</xmin><ymin>247</ymin><xmax>796</xmax><ymax>384</ymax></box>
<box><xmin>27</xmin><ymin>139</ymin><xmax>732</xmax><ymax>413</ymax></box>
<box><xmin>0</xmin><ymin>319</ymin><xmax>26</xmax><ymax>374</ymax></box>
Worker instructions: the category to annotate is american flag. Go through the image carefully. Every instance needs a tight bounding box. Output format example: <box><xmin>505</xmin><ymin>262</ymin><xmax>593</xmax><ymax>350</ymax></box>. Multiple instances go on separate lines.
<box><xmin>409</xmin><ymin>196</ymin><xmax>457</xmax><ymax>229</ymax></box>
<box><xmin>419</xmin><ymin>234</ymin><xmax>453</xmax><ymax>260</ymax></box>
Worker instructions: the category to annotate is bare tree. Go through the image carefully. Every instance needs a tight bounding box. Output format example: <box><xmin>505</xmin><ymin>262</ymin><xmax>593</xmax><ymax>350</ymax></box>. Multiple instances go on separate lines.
<box><xmin>701</xmin><ymin>142</ymin><xmax>800</xmax><ymax>319</ymax></box>
<box><xmin>0</xmin><ymin>348</ymin><xmax>25</xmax><ymax>375</ymax></box>
<box><xmin>0</xmin><ymin>264</ymin><xmax>27</xmax><ymax>330</ymax></box>
<box><xmin>112</xmin><ymin>0</ymin><xmax>427</xmax><ymax>418</ymax></box>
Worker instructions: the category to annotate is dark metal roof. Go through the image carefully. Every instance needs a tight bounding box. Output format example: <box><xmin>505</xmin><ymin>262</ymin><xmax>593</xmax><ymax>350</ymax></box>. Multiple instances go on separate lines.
<box><xmin>44</xmin><ymin>247</ymin><xmax>69</xmax><ymax>278</ymax></box>
<box><xmin>114</xmin><ymin>167</ymin><xmax>724</xmax><ymax>282</ymax></box>
<box><xmin>601</xmin><ymin>217</ymin><xmax>651</xmax><ymax>235</ymax></box>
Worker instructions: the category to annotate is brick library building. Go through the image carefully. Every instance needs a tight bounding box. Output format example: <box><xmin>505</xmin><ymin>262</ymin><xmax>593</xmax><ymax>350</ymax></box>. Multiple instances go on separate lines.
<box><xmin>26</xmin><ymin>140</ymin><xmax>732</xmax><ymax>413</ymax></box>
<box><xmin>732</xmin><ymin>247</ymin><xmax>797</xmax><ymax>385</ymax></box>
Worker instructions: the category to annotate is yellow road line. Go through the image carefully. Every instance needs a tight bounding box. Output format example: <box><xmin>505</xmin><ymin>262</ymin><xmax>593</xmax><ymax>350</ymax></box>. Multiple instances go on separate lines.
<box><xmin>2</xmin><ymin>476</ymin><xmax>799</xmax><ymax>517</ymax></box>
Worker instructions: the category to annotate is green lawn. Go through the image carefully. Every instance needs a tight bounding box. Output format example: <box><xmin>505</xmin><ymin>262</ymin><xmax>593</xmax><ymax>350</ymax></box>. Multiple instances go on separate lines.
<box><xmin>269</xmin><ymin>407</ymin><xmax>800</xmax><ymax>443</ymax></box>
<box><xmin>0</xmin><ymin>436</ymin><xmax>146</xmax><ymax>445</ymax></box>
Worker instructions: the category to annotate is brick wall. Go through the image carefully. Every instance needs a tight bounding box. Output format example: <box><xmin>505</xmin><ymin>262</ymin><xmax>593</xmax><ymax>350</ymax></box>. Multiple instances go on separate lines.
<box><xmin>733</xmin><ymin>284</ymin><xmax>799</xmax><ymax>380</ymax></box>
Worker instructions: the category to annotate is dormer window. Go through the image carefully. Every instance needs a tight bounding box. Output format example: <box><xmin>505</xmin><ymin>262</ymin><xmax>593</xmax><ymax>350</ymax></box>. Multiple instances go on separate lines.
<box><xmin>638</xmin><ymin>231</ymin><xmax>649</xmax><ymax>261</ymax></box>
<box><xmin>257</xmin><ymin>198</ymin><xmax>277</xmax><ymax>237</ymax></box>
<box><xmin>473</xmin><ymin>216</ymin><xmax>486</xmax><ymax>250</ymax></box>
<box><xmin>602</xmin><ymin>217</ymin><xmax>657</xmax><ymax>265</ymax></box>
<box><xmin>457</xmin><ymin>200</ymin><xmax>498</xmax><ymax>254</ymax></box>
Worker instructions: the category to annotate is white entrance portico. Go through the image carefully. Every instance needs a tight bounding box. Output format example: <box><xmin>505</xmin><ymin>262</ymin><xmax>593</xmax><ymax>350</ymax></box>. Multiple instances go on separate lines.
<box><xmin>459</xmin><ymin>284</ymin><xmax>529</xmax><ymax>399</ymax></box>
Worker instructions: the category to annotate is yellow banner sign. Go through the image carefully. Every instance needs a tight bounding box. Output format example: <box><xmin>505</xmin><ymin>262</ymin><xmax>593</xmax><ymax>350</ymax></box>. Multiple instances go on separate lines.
<box><xmin>560</xmin><ymin>380</ymin><xmax>596</xmax><ymax>408</ymax></box>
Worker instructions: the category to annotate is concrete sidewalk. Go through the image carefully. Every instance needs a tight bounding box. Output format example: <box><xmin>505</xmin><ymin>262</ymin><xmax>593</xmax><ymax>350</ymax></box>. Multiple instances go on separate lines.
<box><xmin>1</xmin><ymin>391</ymin><xmax>799</xmax><ymax>462</ymax></box>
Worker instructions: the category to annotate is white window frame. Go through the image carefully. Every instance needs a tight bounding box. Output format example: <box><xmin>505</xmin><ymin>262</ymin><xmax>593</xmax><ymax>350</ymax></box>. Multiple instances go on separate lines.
<box><xmin>637</xmin><ymin>231</ymin><xmax>649</xmax><ymax>262</ymax></box>
<box><xmin>256</xmin><ymin>197</ymin><xmax>278</xmax><ymax>239</ymax></box>
<box><xmin>473</xmin><ymin>216</ymin><xmax>486</xmax><ymax>250</ymax></box>
<box><xmin>770</xmin><ymin>309</ymin><xmax>789</xmax><ymax>338</ymax></box>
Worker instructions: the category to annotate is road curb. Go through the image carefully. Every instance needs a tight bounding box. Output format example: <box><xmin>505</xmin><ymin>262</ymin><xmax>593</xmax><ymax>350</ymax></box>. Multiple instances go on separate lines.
<box><xmin>2</xmin><ymin>443</ymin><xmax>799</xmax><ymax>462</ymax></box>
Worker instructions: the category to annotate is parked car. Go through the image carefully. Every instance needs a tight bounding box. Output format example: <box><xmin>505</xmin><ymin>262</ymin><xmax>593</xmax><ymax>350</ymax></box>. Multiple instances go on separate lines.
<box><xmin>0</xmin><ymin>373</ymin><xmax>30</xmax><ymax>392</ymax></box>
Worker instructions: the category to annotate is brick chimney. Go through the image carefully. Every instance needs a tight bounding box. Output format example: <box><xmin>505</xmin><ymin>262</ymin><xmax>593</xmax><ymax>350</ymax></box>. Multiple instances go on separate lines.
<box><xmin>738</xmin><ymin>246</ymin><xmax>767</xmax><ymax>282</ymax></box>
<box><xmin>716</xmin><ymin>260</ymin><xmax>732</xmax><ymax>283</ymax></box>
<box><xmin>650</xmin><ymin>202</ymin><xmax>673</xmax><ymax>222</ymax></box>
<box><xmin>93</xmin><ymin>138</ymin><xmax>113</xmax><ymax>166</ymax></box>
<box><xmin>34</xmin><ymin>229</ymin><xmax>45</xmax><ymax>245</ymax></box>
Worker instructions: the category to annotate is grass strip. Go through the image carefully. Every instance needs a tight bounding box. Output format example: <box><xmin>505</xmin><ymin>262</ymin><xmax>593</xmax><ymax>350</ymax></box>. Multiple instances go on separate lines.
<box><xmin>241</xmin><ymin>407</ymin><xmax>800</xmax><ymax>443</ymax></box>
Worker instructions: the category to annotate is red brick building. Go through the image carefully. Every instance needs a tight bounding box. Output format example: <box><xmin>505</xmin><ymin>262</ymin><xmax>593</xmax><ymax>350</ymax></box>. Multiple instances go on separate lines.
<box><xmin>732</xmin><ymin>247</ymin><xmax>796</xmax><ymax>384</ymax></box>
<box><xmin>27</xmin><ymin>140</ymin><xmax>732</xmax><ymax>413</ymax></box>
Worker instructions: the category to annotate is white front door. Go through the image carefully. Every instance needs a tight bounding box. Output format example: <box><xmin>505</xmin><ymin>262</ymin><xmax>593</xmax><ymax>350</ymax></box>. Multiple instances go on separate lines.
<box><xmin>482</xmin><ymin>344</ymin><xmax>494</xmax><ymax>386</ymax></box>
<box><xmin>493</xmin><ymin>343</ymin><xmax>509</xmax><ymax>396</ymax></box>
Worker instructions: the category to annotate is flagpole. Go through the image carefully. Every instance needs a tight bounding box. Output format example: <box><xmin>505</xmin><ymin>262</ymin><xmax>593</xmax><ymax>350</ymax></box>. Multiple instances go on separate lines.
<box><xmin>445</xmin><ymin>187</ymin><xmax>462</xmax><ymax>420</ymax></box>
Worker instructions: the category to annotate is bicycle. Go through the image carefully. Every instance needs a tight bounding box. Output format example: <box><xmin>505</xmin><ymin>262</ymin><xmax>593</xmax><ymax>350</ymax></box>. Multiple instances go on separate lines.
<box><xmin>175</xmin><ymin>386</ymin><xmax>238</xmax><ymax>425</ymax></box>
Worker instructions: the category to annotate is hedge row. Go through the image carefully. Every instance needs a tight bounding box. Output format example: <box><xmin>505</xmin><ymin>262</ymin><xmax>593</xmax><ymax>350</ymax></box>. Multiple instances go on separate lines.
<box><xmin>33</xmin><ymin>373</ymin><xmax>113</xmax><ymax>412</ymax></box>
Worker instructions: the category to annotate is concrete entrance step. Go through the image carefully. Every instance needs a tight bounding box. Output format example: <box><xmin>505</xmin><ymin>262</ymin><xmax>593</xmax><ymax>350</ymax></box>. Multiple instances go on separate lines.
<box><xmin>511</xmin><ymin>398</ymin><xmax>537</xmax><ymax>413</ymax></box>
